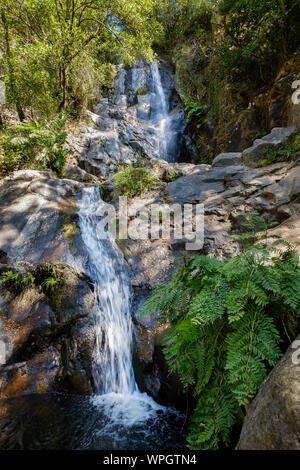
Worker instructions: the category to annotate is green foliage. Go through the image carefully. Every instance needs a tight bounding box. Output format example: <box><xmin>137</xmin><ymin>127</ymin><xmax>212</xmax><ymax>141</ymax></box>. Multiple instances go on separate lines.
<box><xmin>185</xmin><ymin>97</ymin><xmax>208</xmax><ymax>128</ymax></box>
<box><xmin>1</xmin><ymin>263</ymin><xmax>62</xmax><ymax>296</ymax></box>
<box><xmin>0</xmin><ymin>116</ymin><xmax>69</xmax><ymax>175</ymax></box>
<box><xmin>1</xmin><ymin>270</ymin><xmax>21</xmax><ymax>287</ymax></box>
<box><xmin>153</xmin><ymin>0</ymin><xmax>213</xmax><ymax>50</ymax></box>
<box><xmin>35</xmin><ymin>263</ymin><xmax>62</xmax><ymax>295</ymax></box>
<box><xmin>1</xmin><ymin>270</ymin><xmax>35</xmax><ymax>291</ymax></box>
<box><xmin>41</xmin><ymin>276</ymin><xmax>58</xmax><ymax>294</ymax></box>
<box><xmin>113</xmin><ymin>162</ymin><xmax>158</xmax><ymax>198</ymax></box>
<box><xmin>22</xmin><ymin>272</ymin><xmax>36</xmax><ymax>286</ymax></box>
<box><xmin>169</xmin><ymin>169</ymin><xmax>179</xmax><ymax>182</ymax></box>
<box><xmin>0</xmin><ymin>0</ymin><xmax>159</xmax><ymax>116</ymax></box>
<box><xmin>139</xmin><ymin>212</ymin><xmax>300</xmax><ymax>449</ymax></box>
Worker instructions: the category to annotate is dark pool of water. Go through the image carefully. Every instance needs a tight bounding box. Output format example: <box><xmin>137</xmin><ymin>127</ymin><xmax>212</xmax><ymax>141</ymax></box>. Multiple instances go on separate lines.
<box><xmin>0</xmin><ymin>392</ymin><xmax>187</xmax><ymax>450</ymax></box>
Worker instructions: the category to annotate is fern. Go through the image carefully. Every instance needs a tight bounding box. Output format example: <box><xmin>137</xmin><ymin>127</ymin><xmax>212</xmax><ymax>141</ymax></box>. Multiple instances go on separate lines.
<box><xmin>138</xmin><ymin>212</ymin><xmax>300</xmax><ymax>449</ymax></box>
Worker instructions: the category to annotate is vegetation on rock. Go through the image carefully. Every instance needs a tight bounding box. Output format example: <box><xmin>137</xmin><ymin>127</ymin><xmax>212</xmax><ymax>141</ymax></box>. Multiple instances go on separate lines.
<box><xmin>257</xmin><ymin>132</ymin><xmax>300</xmax><ymax>167</ymax></box>
<box><xmin>113</xmin><ymin>162</ymin><xmax>158</xmax><ymax>198</ymax></box>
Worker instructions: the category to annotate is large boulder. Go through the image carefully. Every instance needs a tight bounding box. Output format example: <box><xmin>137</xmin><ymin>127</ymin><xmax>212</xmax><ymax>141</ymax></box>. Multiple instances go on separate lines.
<box><xmin>0</xmin><ymin>170</ymin><xmax>80</xmax><ymax>264</ymax></box>
<box><xmin>167</xmin><ymin>165</ymin><xmax>246</xmax><ymax>204</ymax></box>
<box><xmin>237</xmin><ymin>336</ymin><xmax>300</xmax><ymax>450</ymax></box>
<box><xmin>212</xmin><ymin>152</ymin><xmax>242</xmax><ymax>167</ymax></box>
<box><xmin>0</xmin><ymin>170</ymin><xmax>96</xmax><ymax>398</ymax></box>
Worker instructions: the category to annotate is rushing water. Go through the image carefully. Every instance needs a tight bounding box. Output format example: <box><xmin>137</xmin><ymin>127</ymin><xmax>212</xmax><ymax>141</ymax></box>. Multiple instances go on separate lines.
<box><xmin>150</xmin><ymin>62</ymin><xmax>171</xmax><ymax>160</ymax></box>
<box><xmin>78</xmin><ymin>186</ymin><xmax>135</xmax><ymax>395</ymax></box>
<box><xmin>77</xmin><ymin>186</ymin><xmax>184</xmax><ymax>449</ymax></box>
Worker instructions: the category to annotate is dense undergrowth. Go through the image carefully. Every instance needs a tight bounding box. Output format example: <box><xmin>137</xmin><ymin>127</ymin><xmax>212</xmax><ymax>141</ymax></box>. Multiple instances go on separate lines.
<box><xmin>0</xmin><ymin>117</ymin><xmax>69</xmax><ymax>176</ymax></box>
<box><xmin>139</xmin><ymin>212</ymin><xmax>300</xmax><ymax>449</ymax></box>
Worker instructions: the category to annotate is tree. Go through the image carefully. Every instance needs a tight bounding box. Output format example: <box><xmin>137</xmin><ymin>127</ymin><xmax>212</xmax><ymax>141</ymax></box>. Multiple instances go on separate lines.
<box><xmin>0</xmin><ymin>0</ymin><xmax>160</xmax><ymax>115</ymax></box>
<box><xmin>0</xmin><ymin>2</ymin><xmax>25</xmax><ymax>121</ymax></box>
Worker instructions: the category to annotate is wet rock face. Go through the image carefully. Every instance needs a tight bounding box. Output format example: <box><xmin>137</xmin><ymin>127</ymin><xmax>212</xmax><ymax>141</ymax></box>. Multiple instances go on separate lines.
<box><xmin>0</xmin><ymin>263</ymin><xmax>95</xmax><ymax>399</ymax></box>
<box><xmin>237</xmin><ymin>336</ymin><xmax>300</xmax><ymax>450</ymax></box>
<box><xmin>0</xmin><ymin>171</ymin><xmax>96</xmax><ymax>398</ymax></box>
<box><xmin>77</xmin><ymin>60</ymin><xmax>194</xmax><ymax>179</ymax></box>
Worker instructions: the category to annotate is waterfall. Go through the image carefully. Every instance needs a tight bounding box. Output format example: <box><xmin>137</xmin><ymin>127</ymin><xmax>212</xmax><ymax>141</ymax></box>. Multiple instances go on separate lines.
<box><xmin>151</xmin><ymin>62</ymin><xmax>168</xmax><ymax>117</ymax></box>
<box><xmin>78</xmin><ymin>186</ymin><xmax>136</xmax><ymax>395</ymax></box>
<box><xmin>150</xmin><ymin>62</ymin><xmax>173</xmax><ymax>161</ymax></box>
<box><xmin>74</xmin><ymin>62</ymin><xmax>186</xmax><ymax>448</ymax></box>
<box><xmin>77</xmin><ymin>186</ymin><xmax>182</xmax><ymax>449</ymax></box>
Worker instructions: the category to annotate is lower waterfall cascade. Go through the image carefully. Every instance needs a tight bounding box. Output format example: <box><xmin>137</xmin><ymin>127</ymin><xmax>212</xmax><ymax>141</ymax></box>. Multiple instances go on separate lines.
<box><xmin>77</xmin><ymin>186</ymin><xmax>185</xmax><ymax>450</ymax></box>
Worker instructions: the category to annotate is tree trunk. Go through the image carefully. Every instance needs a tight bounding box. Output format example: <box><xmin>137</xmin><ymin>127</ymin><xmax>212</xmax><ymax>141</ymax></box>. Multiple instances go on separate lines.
<box><xmin>1</xmin><ymin>11</ymin><xmax>25</xmax><ymax>121</ymax></box>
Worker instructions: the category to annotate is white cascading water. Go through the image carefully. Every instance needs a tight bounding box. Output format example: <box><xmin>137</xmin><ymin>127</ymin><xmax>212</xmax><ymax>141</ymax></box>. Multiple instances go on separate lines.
<box><xmin>78</xmin><ymin>186</ymin><xmax>135</xmax><ymax>395</ymax></box>
<box><xmin>150</xmin><ymin>62</ymin><xmax>172</xmax><ymax>161</ymax></box>
<box><xmin>78</xmin><ymin>186</ymin><xmax>175</xmax><ymax>447</ymax></box>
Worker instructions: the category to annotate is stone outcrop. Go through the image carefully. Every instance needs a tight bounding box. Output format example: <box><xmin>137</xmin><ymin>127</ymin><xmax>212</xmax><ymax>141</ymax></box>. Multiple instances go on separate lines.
<box><xmin>212</xmin><ymin>152</ymin><xmax>242</xmax><ymax>167</ymax></box>
<box><xmin>237</xmin><ymin>336</ymin><xmax>300</xmax><ymax>450</ymax></box>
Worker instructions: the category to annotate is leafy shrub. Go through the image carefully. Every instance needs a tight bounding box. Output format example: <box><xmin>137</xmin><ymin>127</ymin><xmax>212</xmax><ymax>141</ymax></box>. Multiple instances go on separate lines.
<box><xmin>0</xmin><ymin>116</ymin><xmax>70</xmax><ymax>176</ymax></box>
<box><xmin>136</xmin><ymin>87</ymin><xmax>149</xmax><ymax>96</ymax></box>
<box><xmin>113</xmin><ymin>163</ymin><xmax>158</xmax><ymax>198</ymax></box>
<box><xmin>185</xmin><ymin>97</ymin><xmax>208</xmax><ymax>128</ymax></box>
<box><xmin>139</xmin><ymin>212</ymin><xmax>300</xmax><ymax>449</ymax></box>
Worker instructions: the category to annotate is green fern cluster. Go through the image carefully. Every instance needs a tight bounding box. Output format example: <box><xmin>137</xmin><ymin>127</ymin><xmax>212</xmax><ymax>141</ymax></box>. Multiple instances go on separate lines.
<box><xmin>139</xmin><ymin>213</ymin><xmax>300</xmax><ymax>449</ymax></box>
<box><xmin>1</xmin><ymin>263</ymin><xmax>61</xmax><ymax>296</ymax></box>
<box><xmin>185</xmin><ymin>97</ymin><xmax>208</xmax><ymax>129</ymax></box>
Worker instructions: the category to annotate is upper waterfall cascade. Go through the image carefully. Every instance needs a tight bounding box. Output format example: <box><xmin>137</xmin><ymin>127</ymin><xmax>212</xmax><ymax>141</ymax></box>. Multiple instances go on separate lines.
<box><xmin>113</xmin><ymin>59</ymin><xmax>192</xmax><ymax>163</ymax></box>
<box><xmin>79</xmin><ymin>59</ymin><xmax>193</xmax><ymax>180</ymax></box>
<box><xmin>150</xmin><ymin>62</ymin><xmax>174</xmax><ymax>161</ymax></box>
